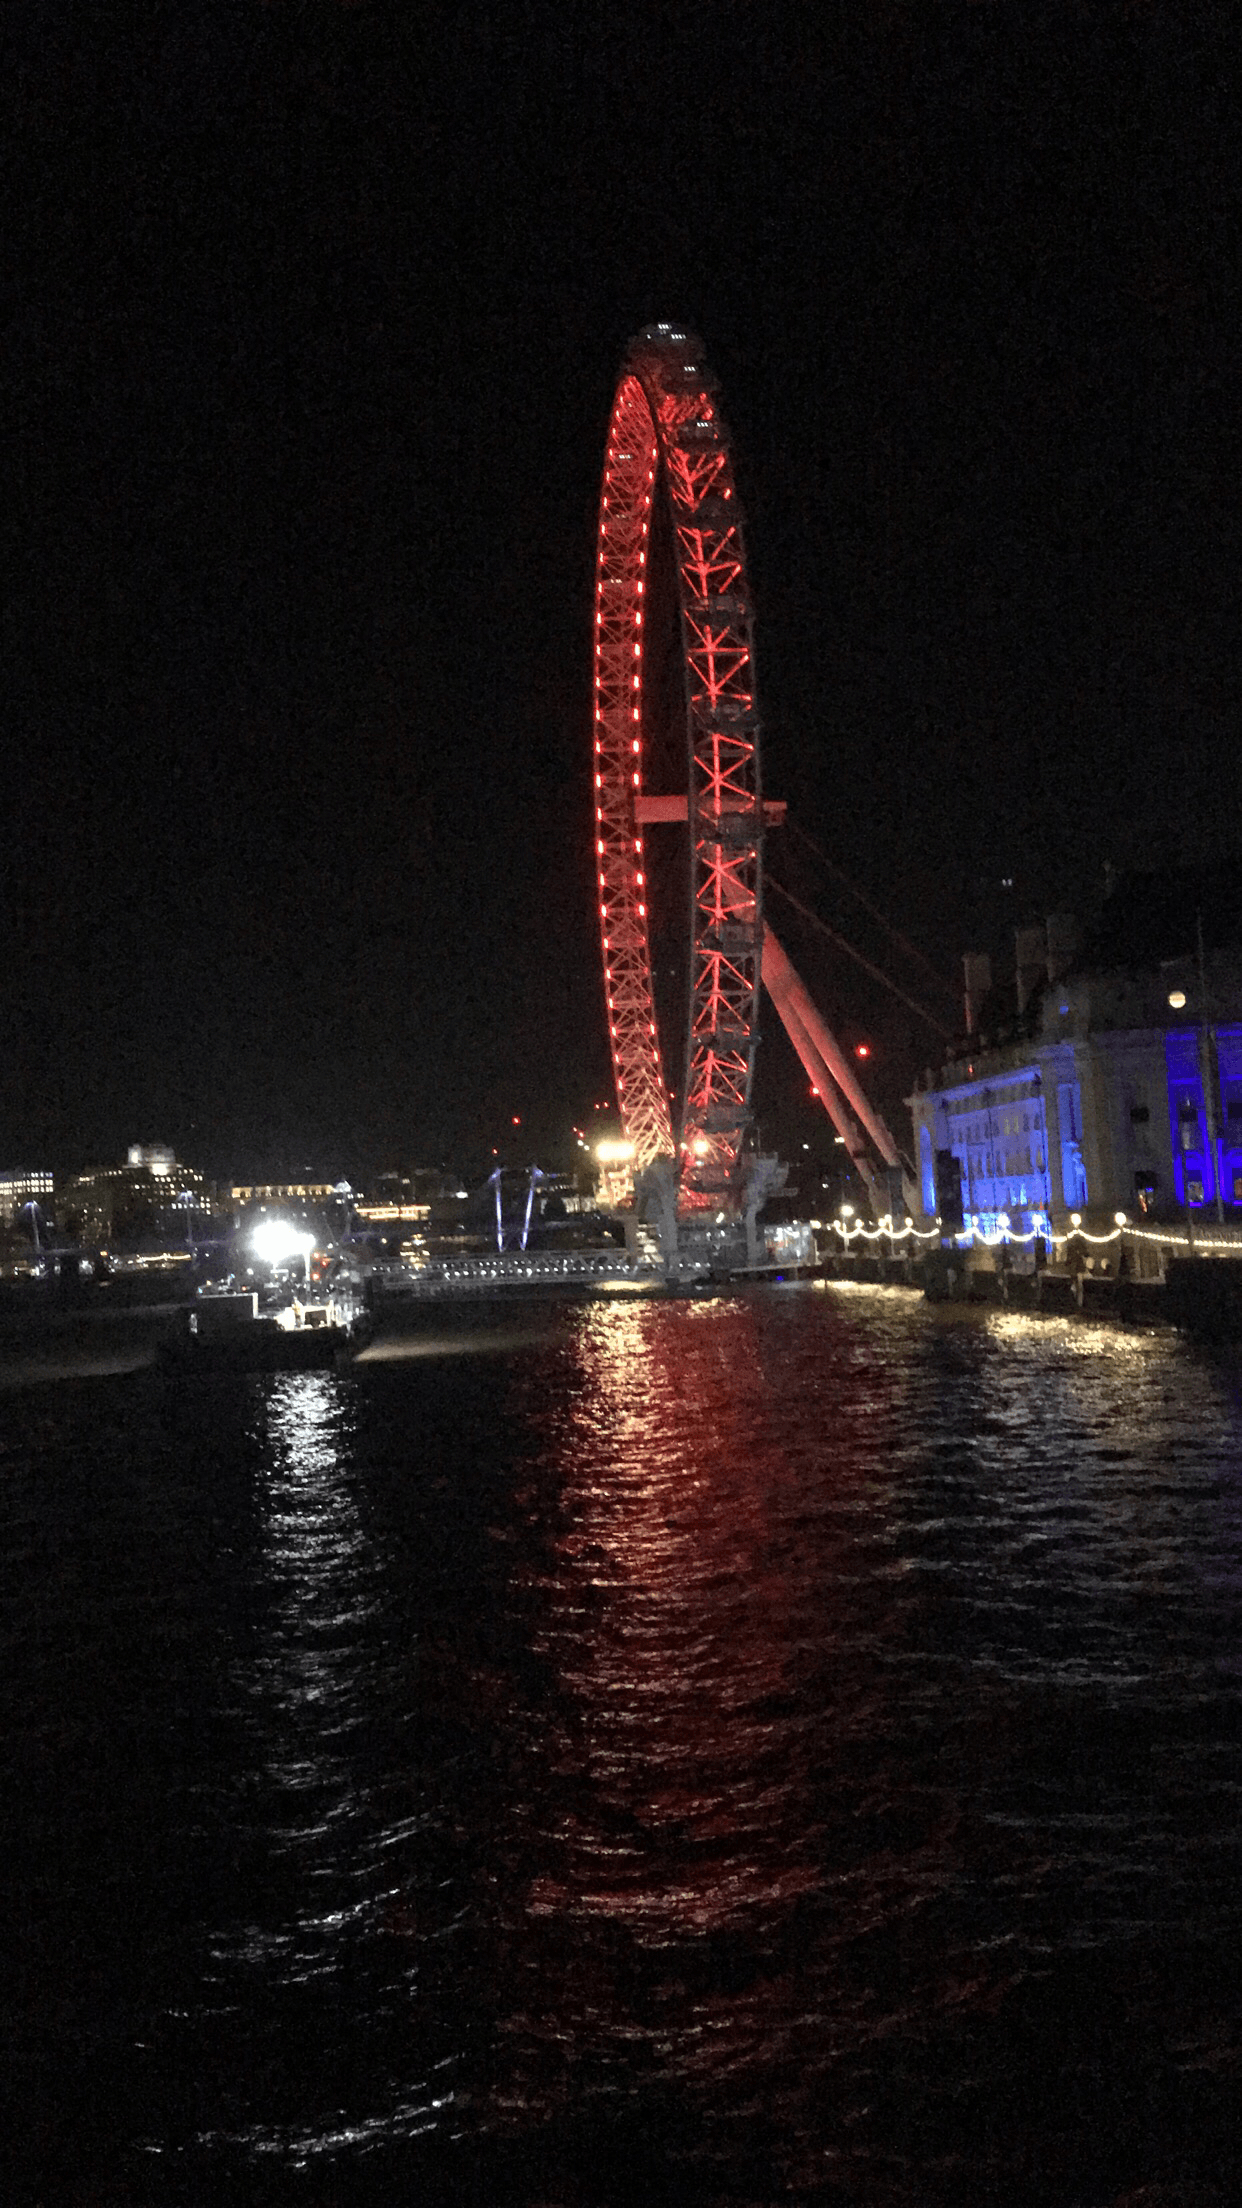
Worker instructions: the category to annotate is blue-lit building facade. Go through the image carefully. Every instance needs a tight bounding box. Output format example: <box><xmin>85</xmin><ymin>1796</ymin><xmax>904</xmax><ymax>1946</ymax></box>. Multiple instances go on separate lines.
<box><xmin>910</xmin><ymin>896</ymin><xmax>1242</xmax><ymax>1242</ymax></box>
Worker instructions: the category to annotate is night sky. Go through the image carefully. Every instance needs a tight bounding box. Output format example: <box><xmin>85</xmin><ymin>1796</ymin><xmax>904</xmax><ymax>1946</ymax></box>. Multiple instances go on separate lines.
<box><xmin>7</xmin><ymin>2</ymin><xmax>1241</xmax><ymax>1184</ymax></box>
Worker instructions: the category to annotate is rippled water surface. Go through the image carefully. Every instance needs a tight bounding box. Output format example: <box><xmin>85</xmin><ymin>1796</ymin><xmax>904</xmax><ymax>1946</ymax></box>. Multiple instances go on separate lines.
<box><xmin>5</xmin><ymin>1285</ymin><xmax>1242</xmax><ymax>2204</ymax></box>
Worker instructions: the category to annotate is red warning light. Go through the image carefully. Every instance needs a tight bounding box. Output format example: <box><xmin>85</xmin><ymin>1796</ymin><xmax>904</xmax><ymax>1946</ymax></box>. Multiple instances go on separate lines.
<box><xmin>854</xmin><ymin>1044</ymin><xmax>871</xmax><ymax>1060</ymax></box>
<box><xmin>809</xmin><ymin>1085</ymin><xmax>820</xmax><ymax>1098</ymax></box>
<box><xmin>511</xmin><ymin>1115</ymin><xmax>521</xmax><ymax>1126</ymax></box>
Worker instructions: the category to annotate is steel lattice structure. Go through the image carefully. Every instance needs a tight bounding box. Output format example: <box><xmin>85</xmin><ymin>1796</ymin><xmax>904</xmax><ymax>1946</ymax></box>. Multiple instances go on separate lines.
<box><xmin>592</xmin><ymin>326</ymin><xmax>763</xmax><ymax>1211</ymax></box>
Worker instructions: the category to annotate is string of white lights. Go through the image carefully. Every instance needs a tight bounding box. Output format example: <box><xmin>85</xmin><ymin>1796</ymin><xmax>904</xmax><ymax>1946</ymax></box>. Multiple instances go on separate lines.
<box><xmin>829</xmin><ymin>1219</ymin><xmax>939</xmax><ymax>1244</ymax></box>
<box><xmin>1127</xmin><ymin>1230</ymin><xmax>1240</xmax><ymax>1249</ymax></box>
<box><xmin>1044</xmin><ymin>1221</ymin><xmax>1242</xmax><ymax>1252</ymax></box>
<box><xmin>827</xmin><ymin>1217</ymin><xmax>1242</xmax><ymax>1255</ymax></box>
<box><xmin>964</xmin><ymin>1222</ymin><xmax>1241</xmax><ymax>1254</ymax></box>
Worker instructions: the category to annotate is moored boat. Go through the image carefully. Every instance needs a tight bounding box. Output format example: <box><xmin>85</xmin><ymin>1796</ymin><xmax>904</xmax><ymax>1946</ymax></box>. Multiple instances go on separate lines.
<box><xmin>157</xmin><ymin>1290</ymin><xmax>358</xmax><ymax>1372</ymax></box>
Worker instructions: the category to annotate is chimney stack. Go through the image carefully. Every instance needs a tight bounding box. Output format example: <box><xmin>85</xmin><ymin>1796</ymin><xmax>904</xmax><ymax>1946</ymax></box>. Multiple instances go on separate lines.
<box><xmin>1015</xmin><ymin>926</ymin><xmax>1047</xmax><ymax>1015</ymax></box>
<box><xmin>1046</xmin><ymin>911</ymin><xmax>1078</xmax><ymax>985</ymax></box>
<box><xmin>963</xmin><ymin>953</ymin><xmax>992</xmax><ymax>1034</ymax></box>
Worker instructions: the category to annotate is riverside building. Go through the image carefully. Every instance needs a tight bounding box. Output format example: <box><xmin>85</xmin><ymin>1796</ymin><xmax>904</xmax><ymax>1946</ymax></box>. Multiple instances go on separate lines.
<box><xmin>61</xmin><ymin>1145</ymin><xmax>219</xmax><ymax>1248</ymax></box>
<box><xmin>0</xmin><ymin>1168</ymin><xmax>55</xmax><ymax>1225</ymax></box>
<box><xmin>910</xmin><ymin>870</ymin><xmax>1242</xmax><ymax>1246</ymax></box>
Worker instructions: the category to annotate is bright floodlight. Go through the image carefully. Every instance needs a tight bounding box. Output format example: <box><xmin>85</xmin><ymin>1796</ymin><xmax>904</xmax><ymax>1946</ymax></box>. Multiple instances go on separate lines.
<box><xmin>595</xmin><ymin>1139</ymin><xmax>635</xmax><ymax>1163</ymax></box>
<box><xmin>250</xmin><ymin>1219</ymin><xmax>316</xmax><ymax>1268</ymax></box>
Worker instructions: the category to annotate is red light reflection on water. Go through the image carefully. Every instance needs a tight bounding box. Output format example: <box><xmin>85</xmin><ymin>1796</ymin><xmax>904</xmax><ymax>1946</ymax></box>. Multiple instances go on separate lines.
<box><xmin>524</xmin><ymin>1302</ymin><xmax>828</xmax><ymax>1934</ymax></box>
<box><xmin>486</xmin><ymin>1294</ymin><xmax>887</xmax><ymax>2141</ymax></box>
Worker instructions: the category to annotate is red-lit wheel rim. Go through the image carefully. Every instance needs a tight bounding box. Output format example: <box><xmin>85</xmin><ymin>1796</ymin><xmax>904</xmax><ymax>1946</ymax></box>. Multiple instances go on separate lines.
<box><xmin>592</xmin><ymin>326</ymin><xmax>764</xmax><ymax>1212</ymax></box>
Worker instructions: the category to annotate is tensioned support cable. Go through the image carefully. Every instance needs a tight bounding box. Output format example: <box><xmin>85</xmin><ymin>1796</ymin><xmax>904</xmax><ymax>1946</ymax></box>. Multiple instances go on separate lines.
<box><xmin>765</xmin><ymin>876</ymin><xmax>951</xmax><ymax>1040</ymax></box>
<box><xmin>788</xmin><ymin>819</ymin><xmax>957</xmax><ymax>1003</ymax></box>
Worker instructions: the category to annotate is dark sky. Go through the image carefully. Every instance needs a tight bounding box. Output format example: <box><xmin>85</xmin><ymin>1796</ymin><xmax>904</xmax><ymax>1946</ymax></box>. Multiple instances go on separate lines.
<box><xmin>6</xmin><ymin>1</ymin><xmax>1241</xmax><ymax>1182</ymax></box>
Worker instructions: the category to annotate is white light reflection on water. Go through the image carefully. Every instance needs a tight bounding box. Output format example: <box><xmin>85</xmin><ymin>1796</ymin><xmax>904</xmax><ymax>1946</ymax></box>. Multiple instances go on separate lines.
<box><xmin>356</xmin><ymin>1324</ymin><xmax>564</xmax><ymax>1363</ymax></box>
<box><xmin>194</xmin><ymin>1372</ymin><xmax>457</xmax><ymax>2165</ymax></box>
<box><xmin>243</xmin><ymin>1373</ymin><xmax>378</xmax><ymax>1850</ymax></box>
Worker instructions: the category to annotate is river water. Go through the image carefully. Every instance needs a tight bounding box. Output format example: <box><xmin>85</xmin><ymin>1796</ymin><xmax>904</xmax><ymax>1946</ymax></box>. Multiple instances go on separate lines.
<box><xmin>4</xmin><ymin>1283</ymin><xmax>1242</xmax><ymax>2205</ymax></box>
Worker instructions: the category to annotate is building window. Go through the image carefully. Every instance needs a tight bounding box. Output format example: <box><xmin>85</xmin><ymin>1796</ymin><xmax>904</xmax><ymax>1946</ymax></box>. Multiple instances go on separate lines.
<box><xmin>1129</xmin><ymin>1104</ymin><xmax>1150</xmax><ymax>1124</ymax></box>
<box><xmin>1187</xmin><ymin>1177</ymin><xmax>1205</xmax><ymax>1206</ymax></box>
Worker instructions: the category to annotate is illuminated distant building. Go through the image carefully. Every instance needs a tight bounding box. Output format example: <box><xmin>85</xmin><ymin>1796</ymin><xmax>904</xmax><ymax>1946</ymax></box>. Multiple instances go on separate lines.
<box><xmin>61</xmin><ymin>1147</ymin><xmax>218</xmax><ymax>1247</ymax></box>
<box><xmin>911</xmin><ymin>870</ymin><xmax>1242</xmax><ymax>1239</ymax></box>
<box><xmin>231</xmin><ymin>1181</ymin><xmax>340</xmax><ymax>1207</ymax></box>
<box><xmin>127</xmin><ymin>1143</ymin><xmax>176</xmax><ymax>1174</ymax></box>
<box><xmin>0</xmin><ymin>1168</ymin><xmax>55</xmax><ymax>1227</ymax></box>
<box><xmin>352</xmin><ymin>1198</ymin><xmax>431</xmax><ymax>1223</ymax></box>
<box><xmin>350</xmin><ymin>1169</ymin><xmax>475</xmax><ymax>1224</ymax></box>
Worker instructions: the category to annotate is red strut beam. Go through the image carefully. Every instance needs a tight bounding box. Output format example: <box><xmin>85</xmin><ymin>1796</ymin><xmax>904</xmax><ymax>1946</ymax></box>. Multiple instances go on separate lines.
<box><xmin>761</xmin><ymin>925</ymin><xmax>904</xmax><ymax>1169</ymax></box>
